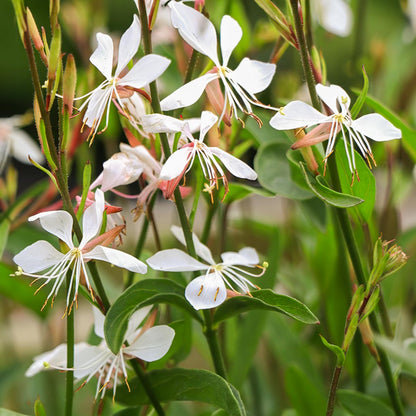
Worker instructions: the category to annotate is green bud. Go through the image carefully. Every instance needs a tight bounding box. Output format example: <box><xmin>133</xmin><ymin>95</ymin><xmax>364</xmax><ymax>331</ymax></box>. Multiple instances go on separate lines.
<box><xmin>63</xmin><ymin>54</ymin><xmax>77</xmax><ymax>116</ymax></box>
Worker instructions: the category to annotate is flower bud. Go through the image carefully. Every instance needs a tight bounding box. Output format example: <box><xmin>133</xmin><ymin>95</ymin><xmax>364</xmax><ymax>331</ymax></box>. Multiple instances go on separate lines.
<box><xmin>63</xmin><ymin>54</ymin><xmax>76</xmax><ymax>115</ymax></box>
<box><xmin>27</xmin><ymin>8</ymin><xmax>47</xmax><ymax>65</ymax></box>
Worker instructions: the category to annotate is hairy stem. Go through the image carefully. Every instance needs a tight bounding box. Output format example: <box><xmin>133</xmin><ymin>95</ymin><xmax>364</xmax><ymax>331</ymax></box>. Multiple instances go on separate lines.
<box><xmin>65</xmin><ymin>273</ymin><xmax>74</xmax><ymax>416</ymax></box>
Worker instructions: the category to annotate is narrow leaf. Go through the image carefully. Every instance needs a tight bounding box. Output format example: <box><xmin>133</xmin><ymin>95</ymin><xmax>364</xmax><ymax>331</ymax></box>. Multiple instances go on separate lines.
<box><xmin>319</xmin><ymin>335</ymin><xmax>345</xmax><ymax>366</ymax></box>
<box><xmin>350</xmin><ymin>67</ymin><xmax>369</xmax><ymax>119</ymax></box>
<box><xmin>337</xmin><ymin>389</ymin><xmax>394</xmax><ymax>416</ymax></box>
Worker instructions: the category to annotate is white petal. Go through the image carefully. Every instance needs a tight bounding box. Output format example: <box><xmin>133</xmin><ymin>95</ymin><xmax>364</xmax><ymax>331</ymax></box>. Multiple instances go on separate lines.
<box><xmin>160</xmin><ymin>73</ymin><xmax>218</xmax><ymax>111</ymax></box>
<box><xmin>13</xmin><ymin>240</ymin><xmax>65</xmax><ymax>273</ymax></box>
<box><xmin>199</xmin><ymin>111</ymin><xmax>218</xmax><ymax>143</ymax></box>
<box><xmin>209</xmin><ymin>147</ymin><xmax>257</xmax><ymax>180</ymax></box>
<box><xmin>141</xmin><ymin>113</ymin><xmax>186</xmax><ymax>134</ymax></box>
<box><xmin>9</xmin><ymin>129</ymin><xmax>44</xmax><ymax>165</ymax></box>
<box><xmin>270</xmin><ymin>101</ymin><xmax>327</xmax><ymax>130</ymax></box>
<box><xmin>73</xmin><ymin>344</ymin><xmax>110</xmax><ymax>379</ymax></box>
<box><xmin>115</xmin><ymin>15</ymin><xmax>141</xmax><ymax>76</ymax></box>
<box><xmin>119</xmin><ymin>54</ymin><xmax>171</xmax><ymax>89</ymax></box>
<box><xmin>168</xmin><ymin>1</ymin><xmax>218</xmax><ymax>62</ymax></box>
<box><xmin>231</xmin><ymin>58</ymin><xmax>276</xmax><ymax>94</ymax></box>
<box><xmin>29</xmin><ymin>211</ymin><xmax>74</xmax><ymax>247</ymax></box>
<box><xmin>170</xmin><ymin>225</ymin><xmax>215</xmax><ymax>264</ymax></box>
<box><xmin>220</xmin><ymin>15</ymin><xmax>242</xmax><ymax>66</ymax></box>
<box><xmin>221</xmin><ymin>247</ymin><xmax>259</xmax><ymax>266</ymax></box>
<box><xmin>147</xmin><ymin>248</ymin><xmax>208</xmax><ymax>272</ymax></box>
<box><xmin>125</xmin><ymin>305</ymin><xmax>154</xmax><ymax>344</ymax></box>
<box><xmin>82</xmin><ymin>86</ymin><xmax>113</xmax><ymax>128</ymax></box>
<box><xmin>185</xmin><ymin>273</ymin><xmax>226</xmax><ymax>310</ymax></box>
<box><xmin>317</xmin><ymin>0</ymin><xmax>352</xmax><ymax>37</ymax></box>
<box><xmin>159</xmin><ymin>147</ymin><xmax>192</xmax><ymax>180</ymax></box>
<box><xmin>25</xmin><ymin>344</ymin><xmax>67</xmax><ymax>377</ymax></box>
<box><xmin>352</xmin><ymin>114</ymin><xmax>402</xmax><ymax>142</ymax></box>
<box><xmin>90</xmin><ymin>33</ymin><xmax>114</xmax><ymax>79</ymax></box>
<box><xmin>85</xmin><ymin>245</ymin><xmax>147</xmax><ymax>274</ymax></box>
<box><xmin>93</xmin><ymin>307</ymin><xmax>105</xmax><ymax>339</ymax></box>
<box><xmin>124</xmin><ymin>325</ymin><xmax>175</xmax><ymax>361</ymax></box>
<box><xmin>80</xmin><ymin>189</ymin><xmax>105</xmax><ymax>247</ymax></box>
<box><xmin>316</xmin><ymin>83</ymin><xmax>350</xmax><ymax>114</ymax></box>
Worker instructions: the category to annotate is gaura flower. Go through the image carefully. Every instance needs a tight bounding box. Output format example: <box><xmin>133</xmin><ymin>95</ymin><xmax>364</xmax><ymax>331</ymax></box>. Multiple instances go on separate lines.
<box><xmin>313</xmin><ymin>0</ymin><xmax>353</xmax><ymax>37</ymax></box>
<box><xmin>76</xmin><ymin>15</ymin><xmax>170</xmax><ymax>139</ymax></box>
<box><xmin>26</xmin><ymin>305</ymin><xmax>175</xmax><ymax>399</ymax></box>
<box><xmin>147</xmin><ymin>225</ymin><xmax>266</xmax><ymax>310</ymax></box>
<box><xmin>13</xmin><ymin>189</ymin><xmax>147</xmax><ymax>311</ymax></box>
<box><xmin>143</xmin><ymin>111</ymin><xmax>257</xmax><ymax>198</ymax></box>
<box><xmin>0</xmin><ymin>115</ymin><xmax>44</xmax><ymax>173</ymax></box>
<box><xmin>161</xmin><ymin>2</ymin><xmax>276</xmax><ymax>124</ymax></box>
<box><xmin>270</xmin><ymin>83</ymin><xmax>402</xmax><ymax>180</ymax></box>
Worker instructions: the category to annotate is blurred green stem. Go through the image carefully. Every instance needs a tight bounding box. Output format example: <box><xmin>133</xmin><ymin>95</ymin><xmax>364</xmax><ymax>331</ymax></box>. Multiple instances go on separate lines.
<box><xmin>65</xmin><ymin>274</ymin><xmax>74</xmax><ymax>416</ymax></box>
<box><xmin>352</xmin><ymin>0</ymin><xmax>367</xmax><ymax>71</ymax></box>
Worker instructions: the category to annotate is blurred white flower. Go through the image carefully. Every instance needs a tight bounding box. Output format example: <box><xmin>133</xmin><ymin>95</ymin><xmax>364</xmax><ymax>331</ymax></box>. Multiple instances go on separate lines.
<box><xmin>26</xmin><ymin>305</ymin><xmax>175</xmax><ymax>399</ymax></box>
<box><xmin>270</xmin><ymin>83</ymin><xmax>401</xmax><ymax>179</ymax></box>
<box><xmin>13</xmin><ymin>189</ymin><xmax>147</xmax><ymax>311</ymax></box>
<box><xmin>313</xmin><ymin>0</ymin><xmax>353</xmax><ymax>37</ymax></box>
<box><xmin>147</xmin><ymin>225</ymin><xmax>265</xmax><ymax>310</ymax></box>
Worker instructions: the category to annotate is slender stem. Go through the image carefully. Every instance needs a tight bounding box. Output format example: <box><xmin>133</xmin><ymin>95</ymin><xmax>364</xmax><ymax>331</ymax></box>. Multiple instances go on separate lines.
<box><xmin>304</xmin><ymin>0</ymin><xmax>314</xmax><ymax>51</ymax></box>
<box><xmin>201</xmin><ymin>202</ymin><xmax>217</xmax><ymax>244</ymax></box>
<box><xmin>289</xmin><ymin>0</ymin><xmax>320</xmax><ymax>110</ymax></box>
<box><xmin>131</xmin><ymin>360</ymin><xmax>165</xmax><ymax>416</ymax></box>
<box><xmin>351</xmin><ymin>0</ymin><xmax>367</xmax><ymax>71</ymax></box>
<box><xmin>353</xmin><ymin>335</ymin><xmax>366</xmax><ymax>392</ymax></box>
<box><xmin>326</xmin><ymin>366</ymin><xmax>342</xmax><ymax>416</ymax></box>
<box><xmin>65</xmin><ymin>273</ymin><xmax>75</xmax><ymax>416</ymax></box>
<box><xmin>378</xmin><ymin>292</ymin><xmax>394</xmax><ymax>338</ymax></box>
<box><xmin>189</xmin><ymin>171</ymin><xmax>204</xmax><ymax>228</ymax></box>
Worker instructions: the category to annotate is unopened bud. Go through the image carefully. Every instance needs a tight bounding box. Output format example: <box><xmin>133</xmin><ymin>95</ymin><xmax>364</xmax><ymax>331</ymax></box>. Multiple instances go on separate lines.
<box><xmin>63</xmin><ymin>54</ymin><xmax>77</xmax><ymax>115</ymax></box>
<box><xmin>11</xmin><ymin>0</ymin><xmax>27</xmax><ymax>43</ymax></box>
<box><xmin>27</xmin><ymin>8</ymin><xmax>47</xmax><ymax>65</ymax></box>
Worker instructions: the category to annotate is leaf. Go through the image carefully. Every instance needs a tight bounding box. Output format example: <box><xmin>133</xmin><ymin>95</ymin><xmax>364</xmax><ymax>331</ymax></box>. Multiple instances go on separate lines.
<box><xmin>0</xmin><ymin>410</ymin><xmax>30</xmax><ymax>416</ymax></box>
<box><xmin>255</xmin><ymin>142</ymin><xmax>313</xmax><ymax>200</ymax></box>
<box><xmin>299</xmin><ymin>162</ymin><xmax>364</xmax><ymax>207</ymax></box>
<box><xmin>220</xmin><ymin>183</ymin><xmax>274</xmax><ymax>204</ymax></box>
<box><xmin>337</xmin><ymin>389</ymin><xmax>394</xmax><ymax>416</ymax></box>
<box><xmin>34</xmin><ymin>398</ymin><xmax>47</xmax><ymax>416</ymax></box>
<box><xmin>0</xmin><ymin>220</ymin><xmax>10</xmax><ymax>260</ymax></box>
<box><xmin>334</xmin><ymin>141</ymin><xmax>376</xmax><ymax>223</ymax></box>
<box><xmin>0</xmin><ymin>263</ymin><xmax>48</xmax><ymax>318</ymax></box>
<box><xmin>298</xmin><ymin>197</ymin><xmax>327</xmax><ymax>233</ymax></box>
<box><xmin>350</xmin><ymin>67</ymin><xmax>369</xmax><ymax>119</ymax></box>
<box><xmin>104</xmin><ymin>279</ymin><xmax>202</xmax><ymax>354</ymax></box>
<box><xmin>319</xmin><ymin>335</ymin><xmax>345</xmax><ymax>366</ymax></box>
<box><xmin>361</xmin><ymin>93</ymin><xmax>416</xmax><ymax>163</ymax></box>
<box><xmin>213</xmin><ymin>289</ymin><xmax>319</xmax><ymax>324</ymax></box>
<box><xmin>115</xmin><ymin>368</ymin><xmax>246</xmax><ymax>416</ymax></box>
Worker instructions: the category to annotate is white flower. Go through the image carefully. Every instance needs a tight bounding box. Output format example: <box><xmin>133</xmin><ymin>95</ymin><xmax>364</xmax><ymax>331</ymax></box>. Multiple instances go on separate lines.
<box><xmin>270</xmin><ymin>83</ymin><xmax>402</xmax><ymax>178</ymax></box>
<box><xmin>76</xmin><ymin>15</ymin><xmax>170</xmax><ymax>139</ymax></box>
<box><xmin>147</xmin><ymin>225</ymin><xmax>265</xmax><ymax>310</ymax></box>
<box><xmin>0</xmin><ymin>115</ymin><xmax>44</xmax><ymax>173</ymax></box>
<box><xmin>13</xmin><ymin>189</ymin><xmax>147</xmax><ymax>310</ymax></box>
<box><xmin>160</xmin><ymin>2</ymin><xmax>276</xmax><ymax>124</ymax></box>
<box><xmin>143</xmin><ymin>111</ymin><xmax>257</xmax><ymax>196</ymax></box>
<box><xmin>26</xmin><ymin>305</ymin><xmax>175</xmax><ymax>399</ymax></box>
<box><xmin>313</xmin><ymin>0</ymin><xmax>353</xmax><ymax>37</ymax></box>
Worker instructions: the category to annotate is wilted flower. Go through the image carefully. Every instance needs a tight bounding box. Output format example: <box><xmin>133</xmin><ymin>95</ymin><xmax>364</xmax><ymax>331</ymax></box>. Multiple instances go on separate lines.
<box><xmin>161</xmin><ymin>2</ymin><xmax>276</xmax><ymax>124</ymax></box>
<box><xmin>13</xmin><ymin>189</ymin><xmax>147</xmax><ymax>311</ymax></box>
<box><xmin>270</xmin><ymin>83</ymin><xmax>401</xmax><ymax>180</ymax></box>
<box><xmin>26</xmin><ymin>305</ymin><xmax>175</xmax><ymax>399</ymax></box>
<box><xmin>147</xmin><ymin>225</ymin><xmax>266</xmax><ymax>310</ymax></box>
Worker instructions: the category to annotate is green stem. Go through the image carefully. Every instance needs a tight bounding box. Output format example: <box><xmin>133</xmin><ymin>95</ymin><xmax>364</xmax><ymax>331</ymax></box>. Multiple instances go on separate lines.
<box><xmin>326</xmin><ymin>366</ymin><xmax>342</xmax><ymax>416</ymax></box>
<box><xmin>289</xmin><ymin>0</ymin><xmax>320</xmax><ymax>110</ymax></box>
<box><xmin>189</xmin><ymin>170</ymin><xmax>204</xmax><ymax>228</ymax></box>
<box><xmin>351</xmin><ymin>0</ymin><xmax>367</xmax><ymax>72</ymax></box>
<box><xmin>65</xmin><ymin>273</ymin><xmax>75</xmax><ymax>416</ymax></box>
<box><xmin>201</xmin><ymin>202</ymin><xmax>217</xmax><ymax>244</ymax></box>
<box><xmin>131</xmin><ymin>360</ymin><xmax>165</xmax><ymax>416</ymax></box>
<box><xmin>304</xmin><ymin>0</ymin><xmax>314</xmax><ymax>51</ymax></box>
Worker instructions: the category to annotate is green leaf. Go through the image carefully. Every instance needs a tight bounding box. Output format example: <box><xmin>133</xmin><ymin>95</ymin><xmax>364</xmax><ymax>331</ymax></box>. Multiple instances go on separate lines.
<box><xmin>115</xmin><ymin>368</ymin><xmax>246</xmax><ymax>416</ymax></box>
<box><xmin>0</xmin><ymin>409</ymin><xmax>30</xmax><ymax>416</ymax></box>
<box><xmin>334</xmin><ymin>141</ymin><xmax>376</xmax><ymax>223</ymax></box>
<box><xmin>255</xmin><ymin>143</ymin><xmax>313</xmax><ymax>200</ymax></box>
<box><xmin>220</xmin><ymin>183</ymin><xmax>274</xmax><ymax>204</ymax></box>
<box><xmin>361</xmin><ymin>93</ymin><xmax>416</xmax><ymax>163</ymax></box>
<box><xmin>350</xmin><ymin>67</ymin><xmax>369</xmax><ymax>119</ymax></box>
<box><xmin>0</xmin><ymin>263</ymin><xmax>48</xmax><ymax>318</ymax></box>
<box><xmin>213</xmin><ymin>289</ymin><xmax>319</xmax><ymax>324</ymax></box>
<box><xmin>319</xmin><ymin>335</ymin><xmax>345</xmax><ymax>366</ymax></box>
<box><xmin>34</xmin><ymin>398</ymin><xmax>47</xmax><ymax>416</ymax></box>
<box><xmin>0</xmin><ymin>220</ymin><xmax>10</xmax><ymax>260</ymax></box>
<box><xmin>104</xmin><ymin>279</ymin><xmax>202</xmax><ymax>354</ymax></box>
<box><xmin>337</xmin><ymin>389</ymin><xmax>394</xmax><ymax>416</ymax></box>
<box><xmin>299</xmin><ymin>162</ymin><xmax>364</xmax><ymax>207</ymax></box>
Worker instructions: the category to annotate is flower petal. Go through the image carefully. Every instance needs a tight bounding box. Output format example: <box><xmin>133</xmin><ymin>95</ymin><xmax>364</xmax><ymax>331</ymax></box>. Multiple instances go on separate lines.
<box><xmin>159</xmin><ymin>147</ymin><xmax>192</xmax><ymax>180</ymax></box>
<box><xmin>209</xmin><ymin>147</ymin><xmax>257</xmax><ymax>180</ymax></box>
<box><xmin>221</xmin><ymin>247</ymin><xmax>259</xmax><ymax>266</ymax></box>
<box><xmin>118</xmin><ymin>54</ymin><xmax>171</xmax><ymax>89</ymax></box>
<box><xmin>80</xmin><ymin>189</ymin><xmax>105</xmax><ymax>247</ymax></box>
<box><xmin>231</xmin><ymin>58</ymin><xmax>276</xmax><ymax>94</ymax></box>
<box><xmin>317</xmin><ymin>0</ymin><xmax>352</xmax><ymax>37</ymax></box>
<box><xmin>73</xmin><ymin>344</ymin><xmax>111</xmax><ymax>379</ymax></box>
<box><xmin>115</xmin><ymin>15</ymin><xmax>141</xmax><ymax>77</ymax></box>
<box><xmin>124</xmin><ymin>325</ymin><xmax>175</xmax><ymax>361</ymax></box>
<box><xmin>90</xmin><ymin>33</ymin><xmax>114</xmax><ymax>79</ymax></box>
<box><xmin>352</xmin><ymin>114</ymin><xmax>402</xmax><ymax>142</ymax></box>
<box><xmin>316</xmin><ymin>83</ymin><xmax>350</xmax><ymax>115</ymax></box>
<box><xmin>9</xmin><ymin>129</ymin><xmax>45</xmax><ymax>165</ymax></box>
<box><xmin>25</xmin><ymin>343</ymin><xmax>68</xmax><ymax>377</ymax></box>
<box><xmin>170</xmin><ymin>225</ymin><xmax>215</xmax><ymax>264</ymax></box>
<box><xmin>13</xmin><ymin>240</ymin><xmax>65</xmax><ymax>273</ymax></box>
<box><xmin>160</xmin><ymin>73</ymin><xmax>218</xmax><ymax>111</ymax></box>
<box><xmin>270</xmin><ymin>101</ymin><xmax>327</xmax><ymax>130</ymax></box>
<box><xmin>141</xmin><ymin>113</ymin><xmax>187</xmax><ymax>134</ymax></box>
<box><xmin>147</xmin><ymin>248</ymin><xmax>209</xmax><ymax>272</ymax></box>
<box><xmin>29</xmin><ymin>211</ymin><xmax>73</xmax><ymax>247</ymax></box>
<box><xmin>85</xmin><ymin>245</ymin><xmax>147</xmax><ymax>274</ymax></box>
<box><xmin>185</xmin><ymin>272</ymin><xmax>226</xmax><ymax>310</ymax></box>
<box><xmin>168</xmin><ymin>1</ymin><xmax>218</xmax><ymax>63</ymax></box>
<box><xmin>125</xmin><ymin>305</ymin><xmax>154</xmax><ymax>344</ymax></box>
<box><xmin>199</xmin><ymin>111</ymin><xmax>218</xmax><ymax>143</ymax></box>
<box><xmin>93</xmin><ymin>307</ymin><xmax>105</xmax><ymax>339</ymax></box>
<box><xmin>220</xmin><ymin>15</ymin><xmax>242</xmax><ymax>66</ymax></box>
